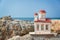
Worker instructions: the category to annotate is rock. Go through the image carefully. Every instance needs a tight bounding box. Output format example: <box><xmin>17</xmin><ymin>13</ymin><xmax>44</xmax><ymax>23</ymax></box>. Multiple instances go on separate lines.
<box><xmin>20</xmin><ymin>34</ymin><xmax>32</xmax><ymax>40</ymax></box>
<box><xmin>2</xmin><ymin>16</ymin><xmax>13</xmax><ymax>21</ymax></box>
<box><xmin>19</xmin><ymin>29</ymin><xmax>28</xmax><ymax>36</ymax></box>
<box><xmin>26</xmin><ymin>25</ymin><xmax>34</xmax><ymax>32</ymax></box>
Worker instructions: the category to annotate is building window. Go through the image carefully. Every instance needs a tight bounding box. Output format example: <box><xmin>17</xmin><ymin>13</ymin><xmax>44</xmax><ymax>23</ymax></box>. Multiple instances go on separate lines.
<box><xmin>46</xmin><ymin>25</ymin><xmax>48</xmax><ymax>30</ymax></box>
<box><xmin>41</xmin><ymin>24</ymin><xmax>44</xmax><ymax>30</ymax></box>
<box><xmin>37</xmin><ymin>24</ymin><xmax>39</xmax><ymax>31</ymax></box>
<box><xmin>41</xmin><ymin>15</ymin><xmax>45</xmax><ymax>18</ymax></box>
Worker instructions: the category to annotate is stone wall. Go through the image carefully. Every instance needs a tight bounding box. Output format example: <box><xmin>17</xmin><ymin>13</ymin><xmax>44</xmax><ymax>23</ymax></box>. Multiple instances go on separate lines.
<box><xmin>31</xmin><ymin>34</ymin><xmax>60</xmax><ymax>40</ymax></box>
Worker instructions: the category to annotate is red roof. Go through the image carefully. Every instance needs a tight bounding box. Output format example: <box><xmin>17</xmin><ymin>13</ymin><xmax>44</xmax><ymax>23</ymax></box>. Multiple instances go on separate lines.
<box><xmin>34</xmin><ymin>13</ymin><xmax>38</xmax><ymax>16</ymax></box>
<box><xmin>34</xmin><ymin>18</ymin><xmax>51</xmax><ymax>23</ymax></box>
<box><xmin>40</xmin><ymin>10</ymin><xmax>46</xmax><ymax>13</ymax></box>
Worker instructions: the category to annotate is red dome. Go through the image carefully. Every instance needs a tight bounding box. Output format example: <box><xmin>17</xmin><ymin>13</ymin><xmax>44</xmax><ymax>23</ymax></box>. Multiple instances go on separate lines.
<box><xmin>34</xmin><ymin>13</ymin><xmax>38</xmax><ymax>16</ymax></box>
<box><xmin>40</xmin><ymin>10</ymin><xmax>46</xmax><ymax>13</ymax></box>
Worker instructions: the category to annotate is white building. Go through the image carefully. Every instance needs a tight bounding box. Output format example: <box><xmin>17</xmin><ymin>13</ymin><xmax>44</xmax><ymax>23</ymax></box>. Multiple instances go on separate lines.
<box><xmin>29</xmin><ymin>10</ymin><xmax>57</xmax><ymax>40</ymax></box>
<box><xmin>34</xmin><ymin>10</ymin><xmax>51</xmax><ymax>34</ymax></box>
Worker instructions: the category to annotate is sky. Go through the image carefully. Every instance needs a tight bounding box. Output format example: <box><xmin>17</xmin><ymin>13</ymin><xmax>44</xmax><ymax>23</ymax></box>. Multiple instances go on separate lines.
<box><xmin>0</xmin><ymin>0</ymin><xmax>60</xmax><ymax>18</ymax></box>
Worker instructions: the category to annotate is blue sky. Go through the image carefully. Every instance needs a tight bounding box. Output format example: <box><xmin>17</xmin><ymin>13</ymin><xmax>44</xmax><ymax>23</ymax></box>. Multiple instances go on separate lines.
<box><xmin>0</xmin><ymin>0</ymin><xmax>60</xmax><ymax>18</ymax></box>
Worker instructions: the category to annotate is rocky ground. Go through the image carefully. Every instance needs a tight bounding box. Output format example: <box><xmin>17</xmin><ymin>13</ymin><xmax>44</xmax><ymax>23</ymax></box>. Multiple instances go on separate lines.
<box><xmin>51</xmin><ymin>20</ymin><xmax>60</xmax><ymax>32</ymax></box>
<box><xmin>0</xmin><ymin>16</ymin><xmax>34</xmax><ymax>40</ymax></box>
<box><xmin>8</xmin><ymin>34</ymin><xmax>33</xmax><ymax>40</ymax></box>
<box><xmin>20</xmin><ymin>34</ymin><xmax>32</xmax><ymax>40</ymax></box>
<box><xmin>51</xmin><ymin>20</ymin><xmax>60</xmax><ymax>34</ymax></box>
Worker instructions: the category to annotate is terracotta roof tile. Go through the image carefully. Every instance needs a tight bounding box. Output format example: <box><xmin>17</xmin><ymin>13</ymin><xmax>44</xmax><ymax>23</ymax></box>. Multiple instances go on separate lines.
<box><xmin>34</xmin><ymin>18</ymin><xmax>51</xmax><ymax>23</ymax></box>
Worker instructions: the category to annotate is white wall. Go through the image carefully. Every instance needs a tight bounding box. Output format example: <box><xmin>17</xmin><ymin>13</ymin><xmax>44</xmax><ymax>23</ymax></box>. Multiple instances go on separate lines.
<box><xmin>34</xmin><ymin>22</ymin><xmax>51</xmax><ymax>33</ymax></box>
<box><xmin>39</xmin><ymin>13</ymin><xmax>46</xmax><ymax>20</ymax></box>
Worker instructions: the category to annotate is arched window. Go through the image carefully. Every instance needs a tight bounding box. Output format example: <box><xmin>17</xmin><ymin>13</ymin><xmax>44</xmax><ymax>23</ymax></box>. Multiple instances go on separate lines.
<box><xmin>41</xmin><ymin>24</ymin><xmax>44</xmax><ymax>30</ymax></box>
<box><xmin>41</xmin><ymin>14</ymin><xmax>45</xmax><ymax>19</ymax></box>
<box><xmin>37</xmin><ymin>24</ymin><xmax>39</xmax><ymax>31</ymax></box>
<box><xmin>46</xmin><ymin>25</ymin><xmax>48</xmax><ymax>30</ymax></box>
